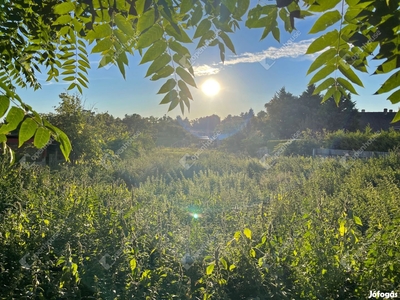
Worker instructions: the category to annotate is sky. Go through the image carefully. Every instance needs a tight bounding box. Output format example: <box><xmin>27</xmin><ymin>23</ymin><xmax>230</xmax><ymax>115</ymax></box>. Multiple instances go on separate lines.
<box><xmin>16</xmin><ymin>1</ymin><xmax>399</xmax><ymax>120</ymax></box>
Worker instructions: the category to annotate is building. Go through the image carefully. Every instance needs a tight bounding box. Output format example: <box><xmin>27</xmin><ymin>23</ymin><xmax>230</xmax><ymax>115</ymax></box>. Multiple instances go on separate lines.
<box><xmin>6</xmin><ymin>130</ymin><xmax>64</xmax><ymax>167</ymax></box>
<box><xmin>358</xmin><ymin>108</ymin><xmax>400</xmax><ymax>131</ymax></box>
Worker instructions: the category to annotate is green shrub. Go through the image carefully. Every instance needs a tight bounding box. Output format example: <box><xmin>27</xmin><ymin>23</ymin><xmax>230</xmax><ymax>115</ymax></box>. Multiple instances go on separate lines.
<box><xmin>1</xmin><ymin>150</ymin><xmax>400</xmax><ymax>299</ymax></box>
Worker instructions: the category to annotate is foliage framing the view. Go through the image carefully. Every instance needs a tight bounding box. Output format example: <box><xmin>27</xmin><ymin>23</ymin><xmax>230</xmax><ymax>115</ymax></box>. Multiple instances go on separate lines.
<box><xmin>0</xmin><ymin>0</ymin><xmax>399</xmax><ymax>159</ymax></box>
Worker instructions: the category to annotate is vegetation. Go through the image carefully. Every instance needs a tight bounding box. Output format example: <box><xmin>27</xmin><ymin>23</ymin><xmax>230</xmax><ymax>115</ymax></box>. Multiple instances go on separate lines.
<box><xmin>1</xmin><ymin>84</ymin><xmax>400</xmax><ymax>298</ymax></box>
<box><xmin>1</xmin><ymin>0</ymin><xmax>399</xmax><ymax>157</ymax></box>
<box><xmin>1</xmin><ymin>0</ymin><xmax>399</xmax><ymax>297</ymax></box>
<box><xmin>1</xmin><ymin>148</ymin><xmax>400</xmax><ymax>299</ymax></box>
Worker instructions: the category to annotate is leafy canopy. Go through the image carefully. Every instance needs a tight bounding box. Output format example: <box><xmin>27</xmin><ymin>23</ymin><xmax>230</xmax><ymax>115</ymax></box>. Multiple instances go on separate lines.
<box><xmin>0</xmin><ymin>0</ymin><xmax>399</xmax><ymax>160</ymax></box>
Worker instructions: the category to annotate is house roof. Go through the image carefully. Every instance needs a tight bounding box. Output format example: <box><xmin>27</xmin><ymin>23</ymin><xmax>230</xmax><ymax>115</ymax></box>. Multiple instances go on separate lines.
<box><xmin>358</xmin><ymin>110</ymin><xmax>400</xmax><ymax>131</ymax></box>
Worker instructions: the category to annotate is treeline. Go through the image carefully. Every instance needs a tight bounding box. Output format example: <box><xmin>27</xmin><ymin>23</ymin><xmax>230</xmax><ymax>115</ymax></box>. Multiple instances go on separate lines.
<box><xmin>10</xmin><ymin>84</ymin><xmax>397</xmax><ymax>163</ymax></box>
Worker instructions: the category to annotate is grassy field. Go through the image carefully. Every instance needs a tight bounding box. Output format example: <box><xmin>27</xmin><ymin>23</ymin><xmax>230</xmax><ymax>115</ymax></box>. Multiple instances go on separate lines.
<box><xmin>1</xmin><ymin>148</ymin><xmax>400</xmax><ymax>299</ymax></box>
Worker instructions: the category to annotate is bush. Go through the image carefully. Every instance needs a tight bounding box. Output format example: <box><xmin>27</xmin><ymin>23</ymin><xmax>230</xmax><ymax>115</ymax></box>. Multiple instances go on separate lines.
<box><xmin>280</xmin><ymin>139</ymin><xmax>320</xmax><ymax>156</ymax></box>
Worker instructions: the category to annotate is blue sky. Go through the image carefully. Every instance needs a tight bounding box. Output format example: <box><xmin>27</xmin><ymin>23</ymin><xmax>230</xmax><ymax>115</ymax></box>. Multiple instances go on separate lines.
<box><xmin>17</xmin><ymin>2</ymin><xmax>398</xmax><ymax>120</ymax></box>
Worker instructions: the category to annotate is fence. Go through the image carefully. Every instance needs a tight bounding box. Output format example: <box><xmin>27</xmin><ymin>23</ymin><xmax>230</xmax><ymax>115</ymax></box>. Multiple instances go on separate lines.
<box><xmin>312</xmin><ymin>148</ymin><xmax>389</xmax><ymax>158</ymax></box>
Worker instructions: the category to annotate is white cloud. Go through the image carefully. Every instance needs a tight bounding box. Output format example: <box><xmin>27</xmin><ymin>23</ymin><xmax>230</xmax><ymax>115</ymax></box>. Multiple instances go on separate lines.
<box><xmin>192</xmin><ymin>37</ymin><xmax>323</xmax><ymax>76</ymax></box>
<box><xmin>193</xmin><ymin>64</ymin><xmax>222</xmax><ymax>76</ymax></box>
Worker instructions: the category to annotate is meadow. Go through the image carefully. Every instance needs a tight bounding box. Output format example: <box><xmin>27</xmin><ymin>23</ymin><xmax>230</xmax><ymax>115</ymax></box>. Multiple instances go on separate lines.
<box><xmin>1</xmin><ymin>148</ymin><xmax>400</xmax><ymax>299</ymax></box>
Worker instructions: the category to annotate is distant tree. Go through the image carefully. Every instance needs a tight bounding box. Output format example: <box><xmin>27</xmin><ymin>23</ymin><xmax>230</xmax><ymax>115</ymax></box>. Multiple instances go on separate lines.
<box><xmin>46</xmin><ymin>93</ymin><xmax>103</xmax><ymax>162</ymax></box>
<box><xmin>264</xmin><ymin>87</ymin><xmax>299</xmax><ymax>138</ymax></box>
<box><xmin>298</xmin><ymin>85</ymin><xmax>359</xmax><ymax>132</ymax></box>
<box><xmin>191</xmin><ymin>115</ymin><xmax>221</xmax><ymax>134</ymax></box>
<box><xmin>265</xmin><ymin>86</ymin><xmax>359</xmax><ymax>138</ymax></box>
<box><xmin>122</xmin><ymin>114</ymin><xmax>148</xmax><ymax>133</ymax></box>
<box><xmin>1</xmin><ymin>0</ymin><xmax>398</xmax><ymax>160</ymax></box>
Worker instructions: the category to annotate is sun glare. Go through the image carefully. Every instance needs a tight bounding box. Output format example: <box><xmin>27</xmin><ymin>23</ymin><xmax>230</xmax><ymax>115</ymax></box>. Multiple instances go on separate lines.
<box><xmin>201</xmin><ymin>79</ymin><xmax>220</xmax><ymax>97</ymax></box>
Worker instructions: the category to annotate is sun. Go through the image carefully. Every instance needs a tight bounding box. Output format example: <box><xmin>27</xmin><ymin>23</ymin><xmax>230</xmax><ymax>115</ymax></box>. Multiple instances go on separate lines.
<box><xmin>201</xmin><ymin>79</ymin><xmax>220</xmax><ymax>96</ymax></box>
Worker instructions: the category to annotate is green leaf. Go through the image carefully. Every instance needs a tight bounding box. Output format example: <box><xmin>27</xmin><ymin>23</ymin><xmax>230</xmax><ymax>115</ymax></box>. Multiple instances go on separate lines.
<box><xmin>206</xmin><ymin>263</ymin><xmax>215</xmax><ymax>275</ymax></box>
<box><xmin>180</xmin><ymin>0</ymin><xmax>193</xmax><ymax>14</ymax></box>
<box><xmin>64</xmin><ymin>76</ymin><xmax>76</xmax><ymax>82</ymax></box>
<box><xmin>160</xmin><ymin>88</ymin><xmax>178</xmax><ymax>104</ymax></box>
<box><xmin>309</xmin><ymin>65</ymin><xmax>336</xmax><ymax>85</ymax></box>
<box><xmin>130</xmin><ymin>258</ymin><xmax>137</xmax><ymax>271</ymax></box>
<box><xmin>44</xmin><ymin>120</ymin><xmax>71</xmax><ymax>160</ymax></box>
<box><xmin>61</xmin><ymin>69</ymin><xmax>75</xmax><ymax>75</ymax></box>
<box><xmin>229</xmin><ymin>264</ymin><xmax>236</xmax><ymax>271</ymax></box>
<box><xmin>181</xmin><ymin>93</ymin><xmax>190</xmax><ymax>112</ymax></box>
<box><xmin>173</xmin><ymin>53</ymin><xmax>191</xmax><ymax>69</ymax></box>
<box><xmin>309</xmin><ymin>10</ymin><xmax>341</xmax><ymax>34</ymax></box>
<box><xmin>250</xmin><ymin>248</ymin><xmax>256</xmax><ymax>258</ymax></box>
<box><xmin>137</xmin><ymin>9</ymin><xmax>155</xmax><ymax>33</ymax></box>
<box><xmin>168</xmin><ymin>96</ymin><xmax>180</xmax><ymax>111</ymax></box>
<box><xmin>137</xmin><ymin>24</ymin><xmax>164</xmax><ymax>49</ymax></box>
<box><xmin>234</xmin><ymin>231</ymin><xmax>241</xmax><ymax>242</ymax></box>
<box><xmin>333</xmin><ymin>90</ymin><xmax>341</xmax><ymax>105</ymax></box>
<box><xmin>307</xmin><ymin>48</ymin><xmax>336</xmax><ymax>75</ymax></box>
<box><xmin>157</xmin><ymin>78</ymin><xmax>176</xmax><ymax>94</ymax></box>
<box><xmin>387</xmin><ymin>88</ymin><xmax>400</xmax><ymax>104</ymax></box>
<box><xmin>176</xmin><ymin>67</ymin><xmax>197</xmax><ymax>87</ymax></box>
<box><xmin>194</xmin><ymin>19</ymin><xmax>212</xmax><ymax>39</ymax></box>
<box><xmin>218</xmin><ymin>41</ymin><xmax>225</xmax><ymax>63</ymax></box>
<box><xmin>191</xmin><ymin>5</ymin><xmax>203</xmax><ymax>26</ymax></box>
<box><xmin>0</xmin><ymin>106</ymin><xmax>24</xmax><ymax>134</ymax></box>
<box><xmin>93</xmin><ymin>23</ymin><xmax>113</xmax><ymax>39</ymax></box>
<box><xmin>53</xmin><ymin>15</ymin><xmax>72</xmax><ymax>25</ymax></box>
<box><xmin>338</xmin><ymin>64</ymin><xmax>364</xmax><ymax>87</ymax></box>
<box><xmin>313</xmin><ymin>77</ymin><xmax>335</xmax><ymax>95</ymax></box>
<box><xmin>169</xmin><ymin>41</ymin><xmax>190</xmax><ymax>56</ymax></box>
<box><xmin>234</xmin><ymin>0</ymin><xmax>250</xmax><ymax>19</ymax></box>
<box><xmin>114</xmin><ymin>14</ymin><xmax>135</xmax><ymax>37</ymax></box>
<box><xmin>219</xmin><ymin>32</ymin><xmax>236</xmax><ymax>54</ymax></box>
<box><xmin>260</xmin><ymin>18</ymin><xmax>276</xmax><ymax>40</ymax></box>
<box><xmin>272</xmin><ymin>26</ymin><xmax>280</xmax><ymax>42</ymax></box>
<box><xmin>375</xmin><ymin>70</ymin><xmax>400</xmax><ymax>94</ymax></box>
<box><xmin>34</xmin><ymin>127</ymin><xmax>51</xmax><ymax>149</ymax></box>
<box><xmin>300</xmin><ymin>10</ymin><xmax>314</xmax><ymax>18</ymax></box>
<box><xmin>19</xmin><ymin>118</ymin><xmax>38</xmax><ymax>147</ymax></box>
<box><xmin>339</xmin><ymin>220</ymin><xmax>346</xmax><ymax>237</ymax></box>
<box><xmin>243</xmin><ymin>228</ymin><xmax>252</xmax><ymax>240</ymax></box>
<box><xmin>392</xmin><ymin>111</ymin><xmax>400</xmax><ymax>123</ymax></box>
<box><xmin>220</xmin><ymin>258</ymin><xmax>228</xmax><ymax>270</ymax></box>
<box><xmin>92</xmin><ymin>38</ymin><xmax>113</xmax><ymax>53</ymax></box>
<box><xmin>353</xmin><ymin>216</ymin><xmax>363</xmax><ymax>226</ymax></box>
<box><xmin>165</xmin><ymin>24</ymin><xmax>192</xmax><ymax>43</ymax></box>
<box><xmin>337</xmin><ymin>77</ymin><xmax>358</xmax><ymax>94</ymax></box>
<box><xmin>77</xmin><ymin>77</ymin><xmax>88</xmax><ymax>88</ymax></box>
<box><xmin>0</xmin><ymin>80</ymin><xmax>14</xmax><ymax>98</ymax></box>
<box><xmin>0</xmin><ymin>95</ymin><xmax>10</xmax><ymax>118</ymax></box>
<box><xmin>54</xmin><ymin>2</ymin><xmax>75</xmax><ymax>14</ymax></box>
<box><xmin>306</xmin><ymin>30</ymin><xmax>339</xmax><ymax>54</ymax></box>
<box><xmin>180</xmin><ymin>0</ymin><xmax>192</xmax><ymax>14</ymax></box>
<box><xmin>135</xmin><ymin>0</ymin><xmax>146</xmax><ymax>15</ymax></box>
<box><xmin>196</xmin><ymin>30</ymin><xmax>217</xmax><ymax>49</ymax></box>
<box><xmin>117</xmin><ymin>59</ymin><xmax>126</xmax><ymax>79</ymax></box>
<box><xmin>374</xmin><ymin>55</ymin><xmax>400</xmax><ymax>74</ymax></box>
<box><xmin>222</xmin><ymin>0</ymin><xmax>236</xmax><ymax>13</ymax></box>
<box><xmin>322</xmin><ymin>86</ymin><xmax>336</xmax><ymax>102</ymax></box>
<box><xmin>140</xmin><ymin>40</ymin><xmax>168</xmax><ymax>65</ymax></box>
<box><xmin>145</xmin><ymin>53</ymin><xmax>171</xmax><ymax>77</ymax></box>
<box><xmin>178</xmin><ymin>80</ymin><xmax>193</xmax><ymax>99</ymax></box>
<box><xmin>160</xmin><ymin>89</ymin><xmax>178</xmax><ymax>104</ymax></box>
<box><xmin>150</xmin><ymin>65</ymin><xmax>174</xmax><ymax>81</ymax></box>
